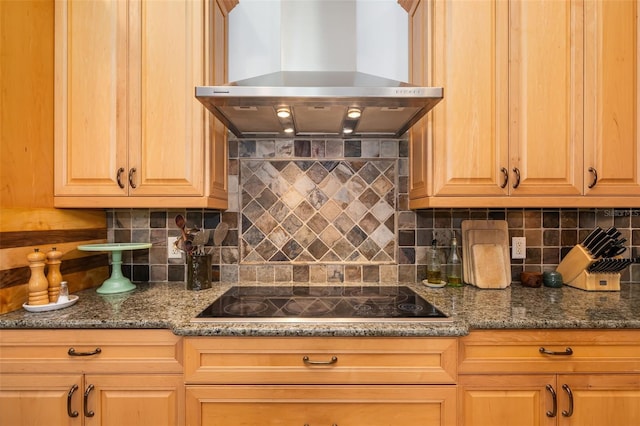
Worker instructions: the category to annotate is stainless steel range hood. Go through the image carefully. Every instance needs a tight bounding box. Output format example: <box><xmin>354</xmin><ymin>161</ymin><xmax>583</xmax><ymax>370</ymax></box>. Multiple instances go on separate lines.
<box><xmin>196</xmin><ymin>71</ymin><xmax>442</xmax><ymax>138</ymax></box>
<box><xmin>196</xmin><ymin>0</ymin><xmax>443</xmax><ymax>139</ymax></box>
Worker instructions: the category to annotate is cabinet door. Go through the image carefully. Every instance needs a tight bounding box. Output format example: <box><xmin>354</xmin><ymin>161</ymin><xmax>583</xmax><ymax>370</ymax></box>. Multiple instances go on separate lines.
<box><xmin>0</xmin><ymin>374</ymin><xmax>83</xmax><ymax>426</ymax></box>
<box><xmin>509</xmin><ymin>0</ymin><xmax>583</xmax><ymax>196</ymax></box>
<box><xmin>84</xmin><ymin>374</ymin><xmax>184</xmax><ymax>426</ymax></box>
<box><xmin>127</xmin><ymin>0</ymin><xmax>204</xmax><ymax>197</ymax></box>
<box><xmin>430</xmin><ymin>0</ymin><xmax>510</xmax><ymax>198</ymax></box>
<box><xmin>558</xmin><ymin>374</ymin><xmax>640</xmax><ymax>426</ymax></box>
<box><xmin>584</xmin><ymin>0</ymin><xmax>640</xmax><ymax>196</ymax></box>
<box><xmin>459</xmin><ymin>374</ymin><xmax>556</xmax><ymax>426</ymax></box>
<box><xmin>186</xmin><ymin>385</ymin><xmax>456</xmax><ymax>426</ymax></box>
<box><xmin>54</xmin><ymin>0</ymin><xmax>128</xmax><ymax>196</ymax></box>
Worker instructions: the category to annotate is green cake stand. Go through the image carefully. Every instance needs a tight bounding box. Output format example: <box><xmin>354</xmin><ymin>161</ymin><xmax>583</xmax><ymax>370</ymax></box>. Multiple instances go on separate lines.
<box><xmin>77</xmin><ymin>243</ymin><xmax>152</xmax><ymax>294</ymax></box>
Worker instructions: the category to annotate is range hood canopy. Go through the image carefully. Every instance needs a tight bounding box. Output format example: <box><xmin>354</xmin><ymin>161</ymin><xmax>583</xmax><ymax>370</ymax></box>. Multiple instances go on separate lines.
<box><xmin>196</xmin><ymin>71</ymin><xmax>443</xmax><ymax>138</ymax></box>
<box><xmin>196</xmin><ymin>0</ymin><xmax>443</xmax><ymax>139</ymax></box>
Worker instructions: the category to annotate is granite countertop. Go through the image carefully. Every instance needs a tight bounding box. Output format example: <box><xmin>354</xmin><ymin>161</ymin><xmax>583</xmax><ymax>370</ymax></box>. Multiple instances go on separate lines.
<box><xmin>1</xmin><ymin>282</ymin><xmax>639</xmax><ymax>337</ymax></box>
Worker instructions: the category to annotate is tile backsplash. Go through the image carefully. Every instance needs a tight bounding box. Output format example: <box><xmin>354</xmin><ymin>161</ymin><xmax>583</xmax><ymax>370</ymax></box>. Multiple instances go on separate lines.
<box><xmin>107</xmin><ymin>138</ymin><xmax>640</xmax><ymax>284</ymax></box>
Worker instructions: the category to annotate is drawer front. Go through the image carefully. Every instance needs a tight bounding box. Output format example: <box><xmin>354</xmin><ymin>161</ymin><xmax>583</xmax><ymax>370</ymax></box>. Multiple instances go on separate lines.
<box><xmin>0</xmin><ymin>329</ymin><xmax>183</xmax><ymax>373</ymax></box>
<box><xmin>186</xmin><ymin>385</ymin><xmax>457</xmax><ymax>426</ymax></box>
<box><xmin>184</xmin><ymin>337</ymin><xmax>457</xmax><ymax>384</ymax></box>
<box><xmin>459</xmin><ymin>329</ymin><xmax>640</xmax><ymax>374</ymax></box>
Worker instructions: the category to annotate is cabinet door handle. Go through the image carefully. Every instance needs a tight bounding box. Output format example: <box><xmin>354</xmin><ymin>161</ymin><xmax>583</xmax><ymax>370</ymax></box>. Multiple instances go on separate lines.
<box><xmin>561</xmin><ymin>384</ymin><xmax>574</xmax><ymax>417</ymax></box>
<box><xmin>67</xmin><ymin>384</ymin><xmax>79</xmax><ymax>418</ymax></box>
<box><xmin>302</xmin><ymin>355</ymin><xmax>338</xmax><ymax>365</ymax></box>
<box><xmin>539</xmin><ymin>347</ymin><xmax>573</xmax><ymax>356</ymax></box>
<box><xmin>83</xmin><ymin>384</ymin><xmax>95</xmax><ymax>417</ymax></box>
<box><xmin>545</xmin><ymin>384</ymin><xmax>557</xmax><ymax>418</ymax></box>
<box><xmin>68</xmin><ymin>347</ymin><xmax>102</xmax><ymax>357</ymax></box>
<box><xmin>512</xmin><ymin>167</ymin><xmax>521</xmax><ymax>188</ymax></box>
<box><xmin>500</xmin><ymin>167</ymin><xmax>509</xmax><ymax>188</ymax></box>
<box><xmin>588</xmin><ymin>167</ymin><xmax>598</xmax><ymax>188</ymax></box>
<box><xmin>116</xmin><ymin>167</ymin><xmax>126</xmax><ymax>189</ymax></box>
<box><xmin>128</xmin><ymin>167</ymin><xmax>137</xmax><ymax>189</ymax></box>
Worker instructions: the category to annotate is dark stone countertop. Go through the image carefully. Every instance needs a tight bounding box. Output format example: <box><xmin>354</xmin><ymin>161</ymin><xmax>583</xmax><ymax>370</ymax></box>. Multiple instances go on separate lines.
<box><xmin>1</xmin><ymin>282</ymin><xmax>638</xmax><ymax>337</ymax></box>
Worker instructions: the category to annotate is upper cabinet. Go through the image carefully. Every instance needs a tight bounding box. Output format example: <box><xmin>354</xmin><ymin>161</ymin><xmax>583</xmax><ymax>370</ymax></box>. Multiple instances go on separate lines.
<box><xmin>407</xmin><ymin>0</ymin><xmax>640</xmax><ymax>208</ymax></box>
<box><xmin>54</xmin><ymin>0</ymin><xmax>235</xmax><ymax>209</ymax></box>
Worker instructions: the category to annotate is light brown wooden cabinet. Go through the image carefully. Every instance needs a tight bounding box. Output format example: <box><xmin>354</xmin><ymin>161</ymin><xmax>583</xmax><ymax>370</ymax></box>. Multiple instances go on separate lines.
<box><xmin>458</xmin><ymin>330</ymin><xmax>640</xmax><ymax>426</ymax></box>
<box><xmin>54</xmin><ymin>0</ymin><xmax>233</xmax><ymax>209</ymax></box>
<box><xmin>184</xmin><ymin>336</ymin><xmax>458</xmax><ymax>426</ymax></box>
<box><xmin>0</xmin><ymin>330</ymin><xmax>184</xmax><ymax>426</ymax></box>
<box><xmin>407</xmin><ymin>0</ymin><xmax>640</xmax><ymax>208</ymax></box>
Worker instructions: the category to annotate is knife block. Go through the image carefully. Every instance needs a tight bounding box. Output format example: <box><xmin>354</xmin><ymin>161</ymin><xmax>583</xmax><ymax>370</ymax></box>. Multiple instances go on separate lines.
<box><xmin>555</xmin><ymin>245</ymin><xmax>595</xmax><ymax>283</ymax></box>
<box><xmin>566</xmin><ymin>269</ymin><xmax>621</xmax><ymax>291</ymax></box>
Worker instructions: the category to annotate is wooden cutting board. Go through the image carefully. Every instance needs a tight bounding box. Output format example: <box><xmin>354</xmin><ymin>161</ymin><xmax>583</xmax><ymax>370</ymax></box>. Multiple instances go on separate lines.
<box><xmin>471</xmin><ymin>243</ymin><xmax>510</xmax><ymax>288</ymax></box>
<box><xmin>461</xmin><ymin>220</ymin><xmax>511</xmax><ymax>286</ymax></box>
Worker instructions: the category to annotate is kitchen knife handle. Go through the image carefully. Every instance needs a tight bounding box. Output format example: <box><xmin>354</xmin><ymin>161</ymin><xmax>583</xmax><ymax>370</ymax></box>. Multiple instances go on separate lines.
<box><xmin>302</xmin><ymin>355</ymin><xmax>338</xmax><ymax>365</ymax></box>
<box><xmin>545</xmin><ymin>384</ymin><xmax>557</xmax><ymax>417</ymax></box>
<box><xmin>128</xmin><ymin>167</ymin><xmax>137</xmax><ymax>189</ymax></box>
<box><xmin>68</xmin><ymin>347</ymin><xmax>102</xmax><ymax>357</ymax></box>
<box><xmin>84</xmin><ymin>384</ymin><xmax>95</xmax><ymax>417</ymax></box>
<box><xmin>500</xmin><ymin>167</ymin><xmax>509</xmax><ymax>188</ymax></box>
<box><xmin>116</xmin><ymin>167</ymin><xmax>125</xmax><ymax>189</ymax></box>
<box><xmin>561</xmin><ymin>384</ymin><xmax>574</xmax><ymax>417</ymax></box>
<box><xmin>512</xmin><ymin>167</ymin><xmax>521</xmax><ymax>189</ymax></box>
<box><xmin>67</xmin><ymin>384</ymin><xmax>79</xmax><ymax>418</ymax></box>
<box><xmin>539</xmin><ymin>347</ymin><xmax>573</xmax><ymax>356</ymax></box>
<box><xmin>588</xmin><ymin>167</ymin><xmax>598</xmax><ymax>188</ymax></box>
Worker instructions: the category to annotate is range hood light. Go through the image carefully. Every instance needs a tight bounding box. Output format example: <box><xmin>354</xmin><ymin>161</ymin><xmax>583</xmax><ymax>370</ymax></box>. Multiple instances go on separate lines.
<box><xmin>277</xmin><ymin>107</ymin><xmax>291</xmax><ymax>118</ymax></box>
<box><xmin>347</xmin><ymin>108</ymin><xmax>361</xmax><ymax>119</ymax></box>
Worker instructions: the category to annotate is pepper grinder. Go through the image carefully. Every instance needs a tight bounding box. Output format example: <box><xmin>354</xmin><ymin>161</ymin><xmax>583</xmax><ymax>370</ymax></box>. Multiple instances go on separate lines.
<box><xmin>27</xmin><ymin>249</ymin><xmax>49</xmax><ymax>305</ymax></box>
<box><xmin>46</xmin><ymin>247</ymin><xmax>63</xmax><ymax>303</ymax></box>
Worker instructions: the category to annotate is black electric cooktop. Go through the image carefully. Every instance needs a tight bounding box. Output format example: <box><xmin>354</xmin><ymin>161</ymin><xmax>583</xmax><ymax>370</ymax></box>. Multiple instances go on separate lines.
<box><xmin>193</xmin><ymin>286</ymin><xmax>449</xmax><ymax>322</ymax></box>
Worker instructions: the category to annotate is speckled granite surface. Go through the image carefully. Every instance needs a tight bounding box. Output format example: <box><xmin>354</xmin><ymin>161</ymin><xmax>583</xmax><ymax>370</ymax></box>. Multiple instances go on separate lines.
<box><xmin>1</xmin><ymin>282</ymin><xmax>638</xmax><ymax>336</ymax></box>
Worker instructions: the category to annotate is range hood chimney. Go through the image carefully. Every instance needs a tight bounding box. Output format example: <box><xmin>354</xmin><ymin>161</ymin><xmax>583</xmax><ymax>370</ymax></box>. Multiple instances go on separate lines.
<box><xmin>196</xmin><ymin>0</ymin><xmax>443</xmax><ymax>139</ymax></box>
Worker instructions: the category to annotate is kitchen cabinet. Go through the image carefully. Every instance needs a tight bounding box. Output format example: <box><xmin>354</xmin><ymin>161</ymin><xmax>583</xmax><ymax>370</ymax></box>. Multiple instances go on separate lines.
<box><xmin>457</xmin><ymin>329</ymin><xmax>640</xmax><ymax>426</ymax></box>
<box><xmin>53</xmin><ymin>0</ymin><xmax>234</xmax><ymax>209</ymax></box>
<box><xmin>184</xmin><ymin>336</ymin><xmax>458</xmax><ymax>426</ymax></box>
<box><xmin>0</xmin><ymin>330</ymin><xmax>184</xmax><ymax>426</ymax></box>
<box><xmin>407</xmin><ymin>0</ymin><xmax>640</xmax><ymax>208</ymax></box>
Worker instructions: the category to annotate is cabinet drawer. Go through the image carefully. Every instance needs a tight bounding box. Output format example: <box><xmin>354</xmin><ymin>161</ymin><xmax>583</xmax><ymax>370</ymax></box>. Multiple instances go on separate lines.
<box><xmin>459</xmin><ymin>330</ymin><xmax>640</xmax><ymax>374</ymax></box>
<box><xmin>186</xmin><ymin>385</ymin><xmax>457</xmax><ymax>426</ymax></box>
<box><xmin>0</xmin><ymin>329</ymin><xmax>183</xmax><ymax>373</ymax></box>
<box><xmin>184</xmin><ymin>336</ymin><xmax>457</xmax><ymax>384</ymax></box>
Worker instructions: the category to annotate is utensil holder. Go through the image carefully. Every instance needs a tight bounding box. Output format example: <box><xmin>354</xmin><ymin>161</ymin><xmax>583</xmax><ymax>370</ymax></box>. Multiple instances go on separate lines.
<box><xmin>187</xmin><ymin>253</ymin><xmax>212</xmax><ymax>291</ymax></box>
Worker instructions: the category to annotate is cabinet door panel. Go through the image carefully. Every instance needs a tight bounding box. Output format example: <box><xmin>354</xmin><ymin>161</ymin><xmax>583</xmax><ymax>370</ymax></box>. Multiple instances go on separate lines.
<box><xmin>0</xmin><ymin>374</ymin><xmax>83</xmax><ymax>426</ymax></box>
<box><xmin>54</xmin><ymin>0</ymin><xmax>127</xmax><ymax>196</ymax></box>
<box><xmin>187</xmin><ymin>385</ymin><xmax>456</xmax><ymax>426</ymax></box>
<box><xmin>584</xmin><ymin>0</ymin><xmax>640</xmax><ymax>196</ymax></box>
<box><xmin>431</xmin><ymin>0</ymin><xmax>509</xmax><ymax>197</ymax></box>
<box><xmin>559</xmin><ymin>374</ymin><xmax>640</xmax><ymax>426</ymax></box>
<box><xmin>509</xmin><ymin>0</ymin><xmax>583</xmax><ymax>196</ymax></box>
<box><xmin>128</xmin><ymin>0</ymin><xmax>204</xmax><ymax>196</ymax></box>
<box><xmin>459</xmin><ymin>374</ymin><xmax>556</xmax><ymax>426</ymax></box>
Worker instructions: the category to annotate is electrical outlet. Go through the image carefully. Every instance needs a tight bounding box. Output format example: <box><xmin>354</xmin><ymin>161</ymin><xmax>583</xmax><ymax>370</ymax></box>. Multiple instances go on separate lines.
<box><xmin>167</xmin><ymin>236</ymin><xmax>182</xmax><ymax>259</ymax></box>
<box><xmin>512</xmin><ymin>236</ymin><xmax>526</xmax><ymax>259</ymax></box>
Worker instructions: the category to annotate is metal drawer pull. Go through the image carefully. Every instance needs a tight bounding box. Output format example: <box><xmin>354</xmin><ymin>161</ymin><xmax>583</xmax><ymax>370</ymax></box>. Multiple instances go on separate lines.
<box><xmin>302</xmin><ymin>355</ymin><xmax>338</xmax><ymax>365</ymax></box>
<box><xmin>539</xmin><ymin>347</ymin><xmax>573</xmax><ymax>356</ymax></box>
<box><xmin>588</xmin><ymin>167</ymin><xmax>598</xmax><ymax>188</ymax></box>
<box><xmin>545</xmin><ymin>384</ymin><xmax>557</xmax><ymax>417</ymax></box>
<box><xmin>68</xmin><ymin>347</ymin><xmax>102</xmax><ymax>357</ymax></box>
<box><xmin>500</xmin><ymin>167</ymin><xmax>509</xmax><ymax>188</ymax></box>
<box><xmin>84</xmin><ymin>384</ymin><xmax>95</xmax><ymax>417</ymax></box>
<box><xmin>128</xmin><ymin>167</ymin><xmax>137</xmax><ymax>189</ymax></box>
<box><xmin>512</xmin><ymin>167</ymin><xmax>521</xmax><ymax>188</ymax></box>
<box><xmin>67</xmin><ymin>384</ymin><xmax>79</xmax><ymax>418</ymax></box>
<box><xmin>116</xmin><ymin>167</ymin><xmax>125</xmax><ymax>189</ymax></box>
<box><xmin>562</xmin><ymin>384</ymin><xmax>574</xmax><ymax>417</ymax></box>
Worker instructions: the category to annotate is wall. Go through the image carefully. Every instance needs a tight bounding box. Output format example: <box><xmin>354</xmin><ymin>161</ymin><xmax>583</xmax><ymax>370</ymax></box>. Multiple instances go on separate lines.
<box><xmin>108</xmin><ymin>137</ymin><xmax>640</xmax><ymax>285</ymax></box>
<box><xmin>0</xmin><ymin>0</ymin><xmax>108</xmax><ymax>314</ymax></box>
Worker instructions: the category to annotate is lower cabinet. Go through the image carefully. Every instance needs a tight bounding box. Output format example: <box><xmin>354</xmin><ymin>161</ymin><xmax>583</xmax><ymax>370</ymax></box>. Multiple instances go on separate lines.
<box><xmin>458</xmin><ymin>330</ymin><xmax>640</xmax><ymax>426</ymax></box>
<box><xmin>0</xmin><ymin>330</ymin><xmax>184</xmax><ymax>426</ymax></box>
<box><xmin>184</xmin><ymin>336</ymin><xmax>458</xmax><ymax>426</ymax></box>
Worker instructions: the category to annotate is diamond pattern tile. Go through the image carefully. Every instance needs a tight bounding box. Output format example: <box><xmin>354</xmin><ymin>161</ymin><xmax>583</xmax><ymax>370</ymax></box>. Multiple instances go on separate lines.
<box><xmin>240</xmin><ymin>160</ymin><xmax>396</xmax><ymax>264</ymax></box>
